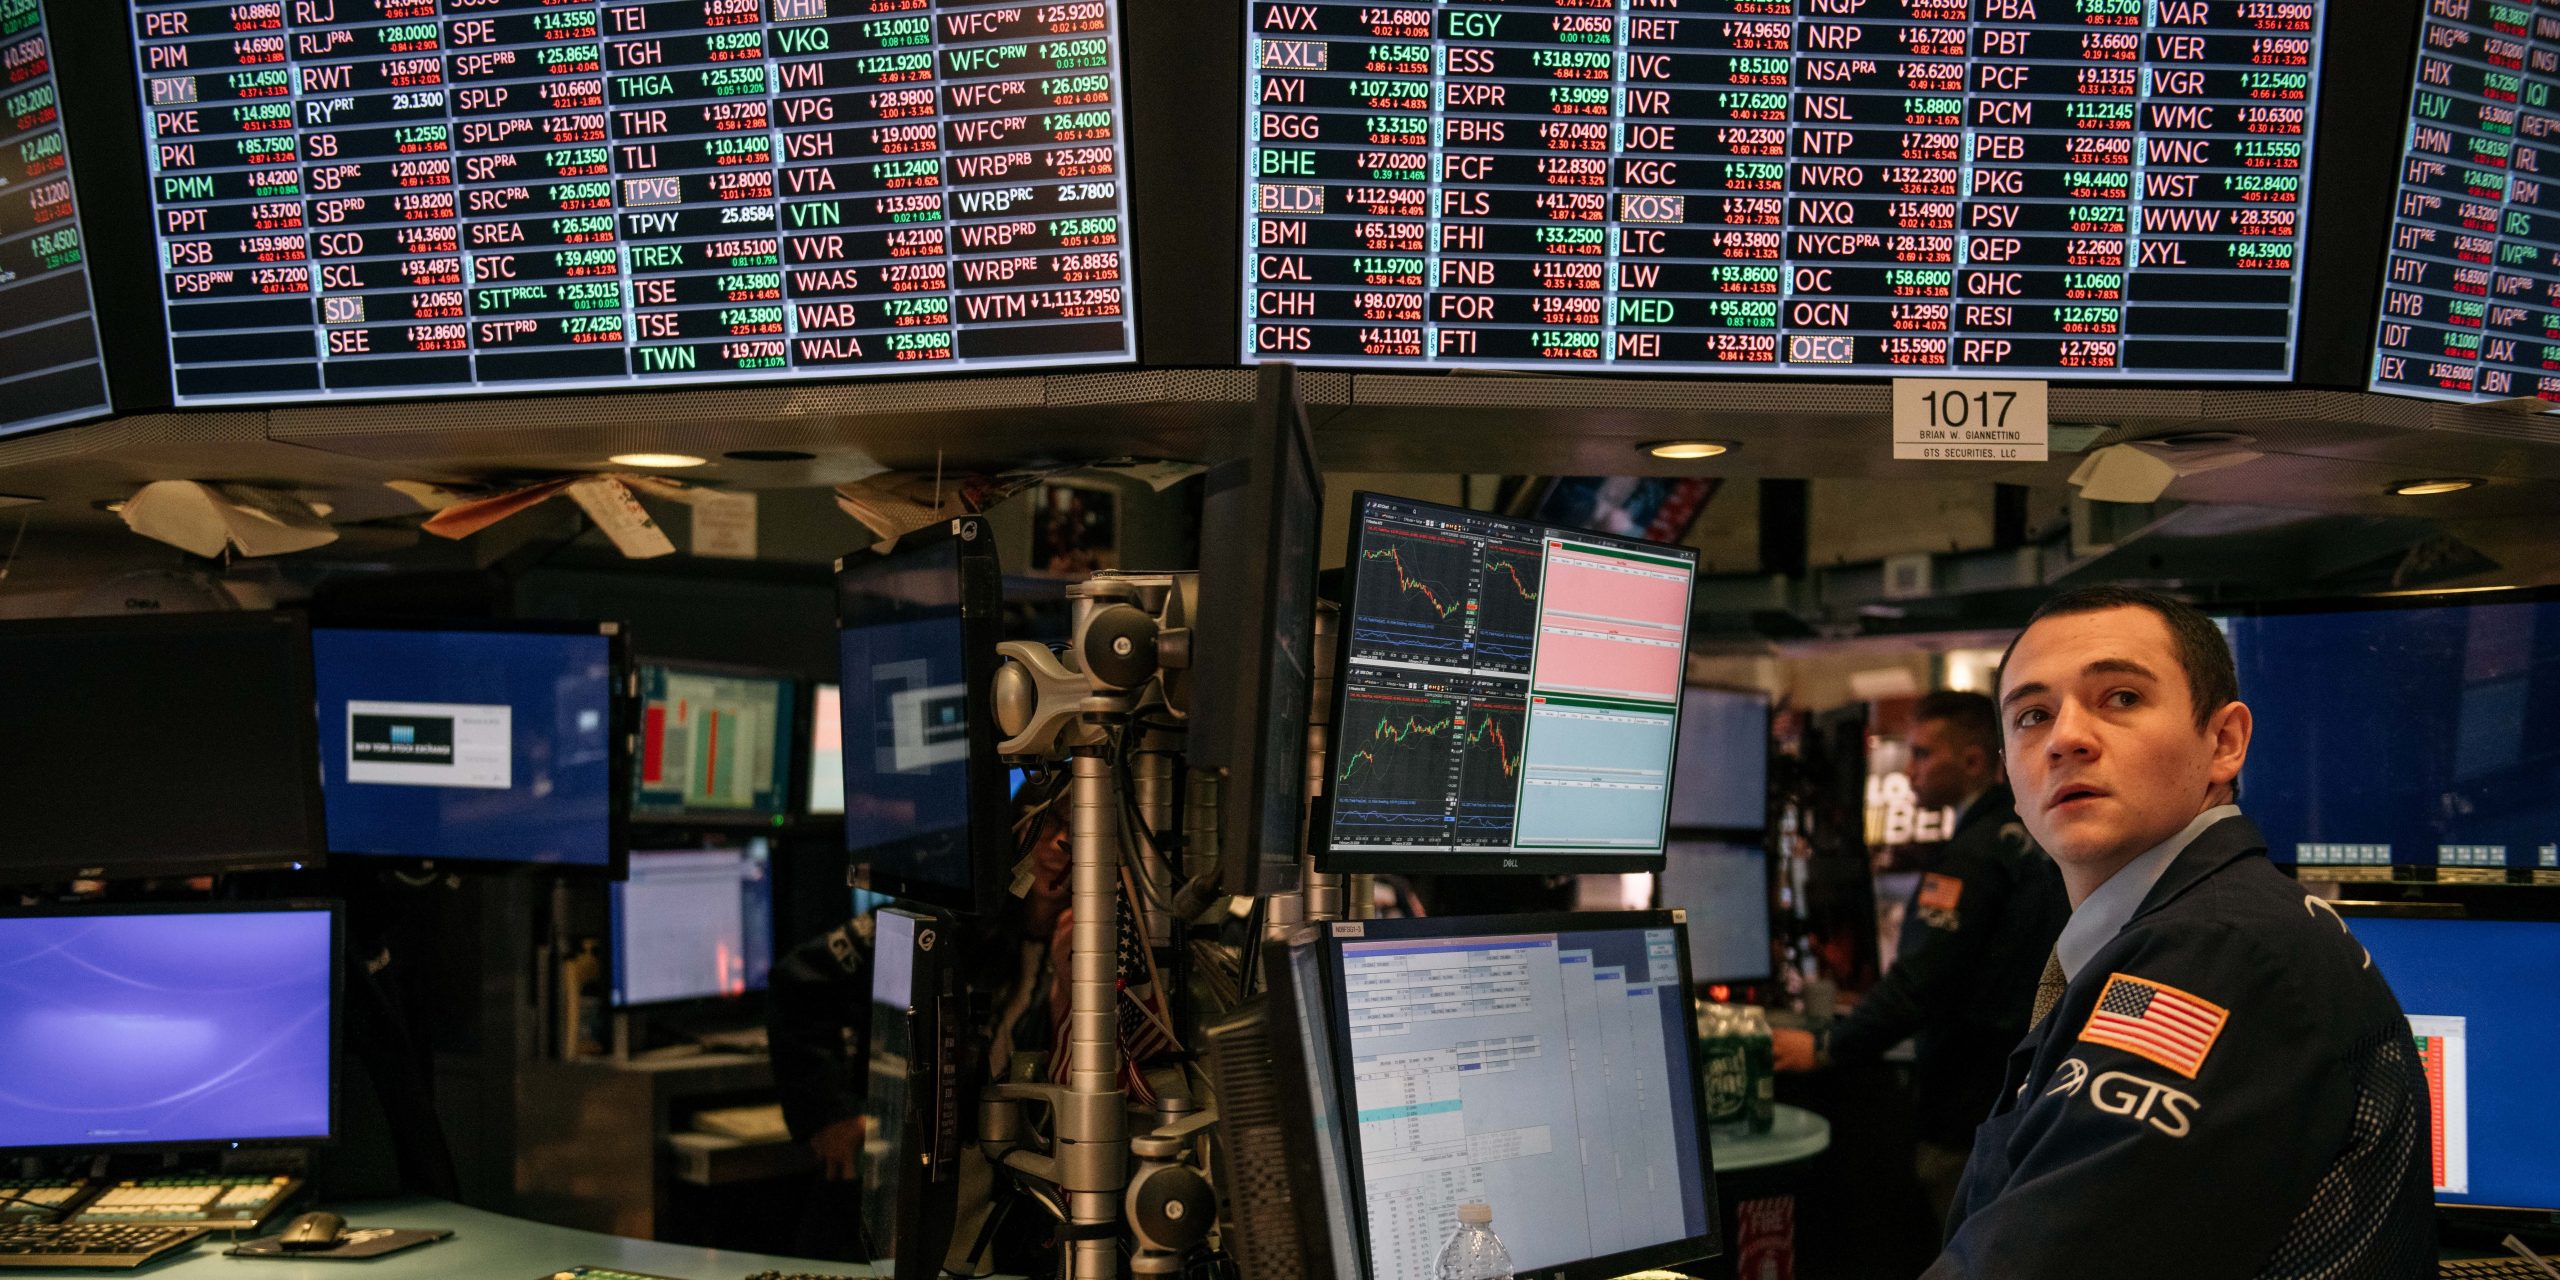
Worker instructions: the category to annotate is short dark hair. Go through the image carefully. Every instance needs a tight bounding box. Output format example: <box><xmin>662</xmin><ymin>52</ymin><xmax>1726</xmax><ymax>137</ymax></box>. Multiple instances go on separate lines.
<box><xmin>1996</xmin><ymin>585</ymin><xmax>2239</xmax><ymax>728</ymax></box>
<box><xmin>1913</xmin><ymin>689</ymin><xmax>2000</xmax><ymax>755</ymax></box>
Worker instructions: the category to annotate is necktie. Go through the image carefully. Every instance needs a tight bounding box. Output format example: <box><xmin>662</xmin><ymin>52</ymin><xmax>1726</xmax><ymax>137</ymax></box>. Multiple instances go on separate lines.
<box><xmin>2031</xmin><ymin>950</ymin><xmax>2068</xmax><ymax>1030</ymax></box>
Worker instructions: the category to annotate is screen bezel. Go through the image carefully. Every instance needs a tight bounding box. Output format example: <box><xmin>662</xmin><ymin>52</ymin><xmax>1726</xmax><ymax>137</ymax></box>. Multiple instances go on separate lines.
<box><xmin>631</xmin><ymin>659</ymin><xmax>801</xmax><ymax>829</ymax></box>
<box><xmin>1315</xmin><ymin>491</ymin><xmax>1697</xmax><ymax>876</ymax></box>
<box><xmin>607</xmin><ymin>842</ymin><xmax>777</xmax><ymax>1010</ymax></box>
<box><xmin>0</xmin><ymin>898</ymin><xmax>343</xmax><ymax>1157</ymax></box>
<box><xmin>1313</xmin><ymin>909</ymin><xmax>1724</xmax><ymax>1280</ymax></box>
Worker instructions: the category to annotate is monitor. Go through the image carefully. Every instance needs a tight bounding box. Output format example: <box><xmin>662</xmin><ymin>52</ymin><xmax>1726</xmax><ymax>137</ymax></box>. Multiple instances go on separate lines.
<box><xmin>806</xmin><ymin>682</ymin><xmax>844</xmax><ymax>817</ymax></box>
<box><xmin>2340</xmin><ymin>912</ymin><xmax>2560</xmax><ymax>1213</ymax></box>
<box><xmin>2218</xmin><ymin>595</ymin><xmax>2560</xmax><ymax>875</ymax></box>
<box><xmin>0</xmin><ymin>901</ymin><xmax>338</xmax><ymax>1154</ymax></box>
<box><xmin>1193</xmin><ymin>362</ymin><xmax>1325</xmax><ymax>895</ymax></box>
<box><xmin>1668</xmin><ymin>687</ymin><xmax>1769</xmax><ymax>833</ymax></box>
<box><xmin>609</xmin><ymin>842</ymin><xmax>775</xmax><ymax>1008</ymax></box>
<box><xmin>313</xmin><ymin>624</ymin><xmax>624</xmax><ymax>871</ymax></box>
<box><xmin>1319</xmin><ymin>493</ymin><xmax>1698</xmax><ymax>874</ymax></box>
<box><xmin>634</xmin><ymin>665</ymin><xmax>795</xmax><ymax>824</ymax></box>
<box><xmin>1314</xmin><ymin>912</ymin><xmax>1722</xmax><ymax>1280</ymax></box>
<box><xmin>1242</xmin><ymin>4</ymin><xmax>2325</xmax><ymax>379</ymax></box>
<box><xmin>0</xmin><ymin>0</ymin><xmax>110</xmax><ymax>437</ymax></box>
<box><xmin>1658</xmin><ymin>841</ymin><xmax>1774</xmax><ymax>985</ymax></box>
<box><xmin>862</xmin><ymin>906</ymin><xmax>963</xmax><ymax>1280</ymax></box>
<box><xmin>121</xmin><ymin>0</ymin><xmax>1139</xmax><ymax>406</ymax></box>
<box><xmin>0</xmin><ymin>611</ymin><xmax>322</xmax><ymax>884</ymax></box>
<box><xmin>1522</xmin><ymin>479</ymin><xmax>1717</xmax><ymax>548</ymax></box>
<box><xmin>838</xmin><ymin>516</ymin><xmax>1006</xmax><ymax>913</ymax></box>
<box><xmin>1202</xmin><ymin>935</ymin><xmax>1365</xmax><ymax>1280</ymax></box>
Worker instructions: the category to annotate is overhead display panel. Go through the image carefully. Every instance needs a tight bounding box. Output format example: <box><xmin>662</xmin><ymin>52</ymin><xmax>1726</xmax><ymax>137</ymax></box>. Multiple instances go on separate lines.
<box><xmin>127</xmin><ymin>0</ymin><xmax>1137</xmax><ymax>405</ymax></box>
<box><xmin>1243</xmin><ymin>0</ymin><xmax>2325</xmax><ymax>379</ymax></box>
<box><xmin>2371</xmin><ymin>0</ymin><xmax>2560</xmax><ymax>402</ymax></box>
<box><xmin>0</xmin><ymin>0</ymin><xmax>112</xmax><ymax>436</ymax></box>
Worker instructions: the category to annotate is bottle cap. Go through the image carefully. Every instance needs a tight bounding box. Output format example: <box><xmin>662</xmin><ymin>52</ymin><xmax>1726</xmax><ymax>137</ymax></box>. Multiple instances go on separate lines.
<box><xmin>1457</xmin><ymin>1204</ymin><xmax>1492</xmax><ymax>1225</ymax></box>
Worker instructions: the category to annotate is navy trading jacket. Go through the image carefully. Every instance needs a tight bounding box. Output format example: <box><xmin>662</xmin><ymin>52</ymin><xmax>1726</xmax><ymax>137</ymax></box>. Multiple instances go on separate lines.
<box><xmin>1925</xmin><ymin>814</ymin><xmax>2435</xmax><ymax>1280</ymax></box>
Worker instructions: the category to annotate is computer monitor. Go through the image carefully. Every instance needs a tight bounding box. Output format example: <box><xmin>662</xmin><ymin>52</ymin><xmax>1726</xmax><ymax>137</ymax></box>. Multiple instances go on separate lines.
<box><xmin>2340</xmin><ymin>910</ymin><xmax>2560</xmax><ymax>1215</ymax></box>
<box><xmin>1668</xmin><ymin>687</ymin><xmax>1769</xmax><ymax>833</ymax></box>
<box><xmin>609</xmin><ymin>842</ymin><xmax>776</xmax><ymax>1008</ymax></box>
<box><xmin>1313</xmin><ymin>911</ymin><xmax>1722</xmax><ymax>1280</ymax></box>
<box><xmin>634</xmin><ymin>664</ymin><xmax>796</xmax><ymax>825</ymax></box>
<box><xmin>1194</xmin><ymin>362</ymin><xmax>1326</xmax><ymax>895</ymax></box>
<box><xmin>862</xmin><ymin>907</ymin><xmax>963</xmax><ymax>1280</ymax></box>
<box><xmin>1202</xmin><ymin>935</ymin><xmax>1365</xmax><ymax>1280</ymax></box>
<box><xmin>312</xmin><ymin>623</ymin><xmax>625</xmax><ymax>872</ymax></box>
<box><xmin>0</xmin><ymin>611</ymin><xmax>324</xmax><ymax>884</ymax></box>
<box><xmin>1319</xmin><ymin>493</ymin><xmax>1699</xmax><ymax>874</ymax></box>
<box><xmin>837</xmin><ymin>516</ymin><xmax>1007</xmax><ymax>914</ymax></box>
<box><xmin>807</xmin><ymin>683</ymin><xmax>845</xmax><ymax>817</ymax></box>
<box><xmin>1658</xmin><ymin>841</ymin><xmax>1774</xmax><ymax>985</ymax></box>
<box><xmin>0</xmin><ymin>902</ymin><xmax>338</xmax><ymax>1153</ymax></box>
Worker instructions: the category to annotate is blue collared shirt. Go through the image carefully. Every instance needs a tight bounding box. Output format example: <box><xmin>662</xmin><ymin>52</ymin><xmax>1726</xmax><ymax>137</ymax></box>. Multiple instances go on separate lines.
<box><xmin>2053</xmin><ymin>803</ymin><xmax>2243</xmax><ymax>981</ymax></box>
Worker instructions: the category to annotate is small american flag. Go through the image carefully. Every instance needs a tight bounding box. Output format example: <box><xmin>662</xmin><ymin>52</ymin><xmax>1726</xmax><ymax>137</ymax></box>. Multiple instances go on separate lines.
<box><xmin>2078</xmin><ymin>973</ymin><xmax>2229</xmax><ymax>1079</ymax></box>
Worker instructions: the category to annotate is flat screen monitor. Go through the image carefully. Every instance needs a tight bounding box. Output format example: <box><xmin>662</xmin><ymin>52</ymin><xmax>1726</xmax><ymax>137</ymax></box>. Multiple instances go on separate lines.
<box><xmin>634</xmin><ymin>665</ymin><xmax>794</xmax><ymax>825</ymax></box>
<box><xmin>1202</xmin><ymin>935</ymin><xmax>1365</xmax><ymax>1280</ymax></box>
<box><xmin>807</xmin><ymin>682</ymin><xmax>844</xmax><ymax>817</ymax></box>
<box><xmin>838</xmin><ymin>516</ymin><xmax>1006</xmax><ymax>913</ymax></box>
<box><xmin>862</xmin><ymin>906</ymin><xmax>961</xmax><ymax>1280</ymax></box>
<box><xmin>0</xmin><ymin>902</ymin><xmax>337</xmax><ymax>1153</ymax></box>
<box><xmin>2219</xmin><ymin>595</ymin><xmax>2560</xmax><ymax>874</ymax></box>
<box><xmin>1658</xmin><ymin>841</ymin><xmax>1774</xmax><ymax>985</ymax></box>
<box><xmin>1320</xmin><ymin>492</ymin><xmax>1697</xmax><ymax>874</ymax></box>
<box><xmin>1668</xmin><ymin>687</ymin><xmax>1768</xmax><ymax>832</ymax></box>
<box><xmin>2341</xmin><ymin>912</ymin><xmax>2560</xmax><ymax>1213</ymax></box>
<box><xmin>0</xmin><ymin>611</ymin><xmax>322</xmax><ymax>884</ymax></box>
<box><xmin>1315</xmin><ymin>912</ymin><xmax>1722</xmax><ymax>1280</ymax></box>
<box><xmin>121</xmin><ymin>0</ymin><xmax>1140</xmax><ymax>406</ymax></box>
<box><xmin>1241</xmin><ymin>3</ymin><xmax>2325</xmax><ymax>380</ymax></box>
<box><xmin>2371</xmin><ymin>3</ymin><xmax>2560</xmax><ymax>400</ymax></box>
<box><xmin>610</xmin><ymin>841</ymin><xmax>775</xmax><ymax>1008</ymax></box>
<box><xmin>0</xmin><ymin>0</ymin><xmax>110</xmax><ymax>437</ymax></box>
<box><xmin>313</xmin><ymin>624</ymin><xmax>623</xmax><ymax>870</ymax></box>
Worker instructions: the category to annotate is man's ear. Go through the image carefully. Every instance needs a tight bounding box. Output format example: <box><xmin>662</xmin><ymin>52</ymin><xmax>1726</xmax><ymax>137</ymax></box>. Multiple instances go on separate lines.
<box><xmin>2205</xmin><ymin>700</ymin><xmax>2252</xmax><ymax>793</ymax></box>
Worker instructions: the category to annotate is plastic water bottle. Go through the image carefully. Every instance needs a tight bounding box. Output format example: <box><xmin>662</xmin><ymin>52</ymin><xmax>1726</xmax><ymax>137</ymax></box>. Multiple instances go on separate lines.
<box><xmin>1437</xmin><ymin>1203</ymin><xmax>1514</xmax><ymax>1280</ymax></box>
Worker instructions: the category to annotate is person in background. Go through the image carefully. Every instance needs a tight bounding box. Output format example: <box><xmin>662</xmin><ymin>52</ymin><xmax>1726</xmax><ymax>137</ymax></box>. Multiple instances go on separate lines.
<box><xmin>1774</xmin><ymin>690</ymin><xmax>2068</xmax><ymax>1225</ymax></box>
<box><xmin>766</xmin><ymin>913</ymin><xmax>874</xmax><ymax>1261</ymax></box>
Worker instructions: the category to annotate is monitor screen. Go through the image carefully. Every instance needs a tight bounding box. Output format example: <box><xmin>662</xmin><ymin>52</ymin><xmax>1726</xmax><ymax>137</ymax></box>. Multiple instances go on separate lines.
<box><xmin>0</xmin><ymin>904</ymin><xmax>336</xmax><ymax>1153</ymax></box>
<box><xmin>1658</xmin><ymin>840</ymin><xmax>1773</xmax><ymax>985</ymax></box>
<box><xmin>2220</xmin><ymin>599</ymin><xmax>2560</xmax><ymax>873</ymax></box>
<box><xmin>1321</xmin><ymin>913</ymin><xmax>1720</xmax><ymax>1280</ymax></box>
<box><xmin>2343</xmin><ymin>914</ymin><xmax>2560</xmax><ymax>1212</ymax></box>
<box><xmin>1324</xmin><ymin>493</ymin><xmax>1697</xmax><ymax>872</ymax></box>
<box><xmin>123</xmin><ymin>0</ymin><xmax>1139</xmax><ymax>406</ymax></box>
<box><xmin>313</xmin><ymin>625</ymin><xmax>619</xmax><ymax>868</ymax></box>
<box><xmin>1242</xmin><ymin>3</ymin><xmax>2325</xmax><ymax>379</ymax></box>
<box><xmin>610</xmin><ymin>842</ymin><xmax>775</xmax><ymax>1007</ymax></box>
<box><xmin>1669</xmin><ymin>687</ymin><xmax>1768</xmax><ymax>831</ymax></box>
<box><xmin>2371</xmin><ymin>3</ymin><xmax>2560</xmax><ymax>400</ymax></box>
<box><xmin>808</xmin><ymin>682</ymin><xmax>844</xmax><ymax>817</ymax></box>
<box><xmin>0</xmin><ymin>0</ymin><xmax>110</xmax><ymax>437</ymax></box>
<box><xmin>0</xmin><ymin>612</ymin><xmax>321</xmax><ymax>883</ymax></box>
<box><xmin>635</xmin><ymin>666</ymin><xmax>794</xmax><ymax>822</ymax></box>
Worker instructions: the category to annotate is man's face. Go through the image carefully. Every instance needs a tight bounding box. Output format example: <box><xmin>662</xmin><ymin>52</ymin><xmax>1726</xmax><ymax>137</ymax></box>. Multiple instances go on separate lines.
<box><xmin>1906</xmin><ymin>715</ymin><xmax>1982</xmax><ymax>812</ymax></box>
<box><xmin>1998</xmin><ymin>606</ymin><xmax>2250</xmax><ymax>876</ymax></box>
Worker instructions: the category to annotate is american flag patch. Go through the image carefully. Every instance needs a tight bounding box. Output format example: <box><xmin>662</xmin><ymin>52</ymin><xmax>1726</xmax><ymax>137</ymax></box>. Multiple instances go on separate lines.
<box><xmin>2078</xmin><ymin>973</ymin><xmax>2229</xmax><ymax>1079</ymax></box>
<box><xmin>1918</xmin><ymin>873</ymin><xmax>1964</xmax><ymax>912</ymax></box>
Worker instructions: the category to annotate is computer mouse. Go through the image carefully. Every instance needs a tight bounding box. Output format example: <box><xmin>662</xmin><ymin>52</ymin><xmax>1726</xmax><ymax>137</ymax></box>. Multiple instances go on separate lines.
<box><xmin>278</xmin><ymin>1210</ymin><xmax>347</xmax><ymax>1251</ymax></box>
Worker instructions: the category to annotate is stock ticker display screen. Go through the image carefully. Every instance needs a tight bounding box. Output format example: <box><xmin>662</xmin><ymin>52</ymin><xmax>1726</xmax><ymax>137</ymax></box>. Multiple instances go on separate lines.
<box><xmin>0</xmin><ymin>0</ymin><xmax>112</xmax><ymax>436</ymax></box>
<box><xmin>1242</xmin><ymin>0</ymin><xmax>2327</xmax><ymax>378</ymax></box>
<box><xmin>127</xmin><ymin>0</ymin><xmax>1138</xmax><ymax>405</ymax></box>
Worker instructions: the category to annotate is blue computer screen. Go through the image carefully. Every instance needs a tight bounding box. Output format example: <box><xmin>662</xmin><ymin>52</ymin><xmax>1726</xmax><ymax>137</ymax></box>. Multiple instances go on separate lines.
<box><xmin>313</xmin><ymin>628</ymin><xmax>617</xmax><ymax>866</ymax></box>
<box><xmin>0</xmin><ymin>908</ymin><xmax>334</xmax><ymax>1151</ymax></box>
<box><xmin>2222</xmin><ymin>600</ymin><xmax>2560</xmax><ymax>871</ymax></box>
<box><xmin>841</xmin><ymin>612</ymin><xmax>975</xmax><ymax>894</ymax></box>
<box><xmin>2346</xmin><ymin>916</ymin><xmax>2560</xmax><ymax>1212</ymax></box>
<box><xmin>610</xmin><ymin>844</ymin><xmax>776</xmax><ymax>1007</ymax></box>
<box><xmin>1669</xmin><ymin>687</ymin><xmax>1768</xmax><ymax>831</ymax></box>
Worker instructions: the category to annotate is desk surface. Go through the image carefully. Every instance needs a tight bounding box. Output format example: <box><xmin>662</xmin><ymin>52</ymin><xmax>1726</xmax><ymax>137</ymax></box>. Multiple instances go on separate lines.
<box><xmin>1709</xmin><ymin>1104</ymin><xmax>1831</xmax><ymax>1173</ymax></box>
<box><xmin>98</xmin><ymin>1198</ymin><xmax>860</xmax><ymax>1280</ymax></box>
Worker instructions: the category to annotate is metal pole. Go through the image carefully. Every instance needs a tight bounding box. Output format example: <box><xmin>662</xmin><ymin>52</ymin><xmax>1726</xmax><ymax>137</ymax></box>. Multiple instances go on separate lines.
<box><xmin>1300</xmin><ymin>603</ymin><xmax>1347</xmax><ymax>923</ymax></box>
<box><xmin>1130</xmin><ymin>726</ymin><xmax>1179</xmax><ymax>947</ymax></box>
<box><xmin>1063</xmin><ymin>744</ymin><xmax>1127</xmax><ymax>1280</ymax></box>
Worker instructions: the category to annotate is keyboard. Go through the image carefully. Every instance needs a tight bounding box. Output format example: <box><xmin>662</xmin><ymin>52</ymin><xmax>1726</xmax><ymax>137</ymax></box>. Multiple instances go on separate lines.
<box><xmin>67</xmin><ymin>1175</ymin><xmax>300</xmax><ymax>1228</ymax></box>
<box><xmin>2444</xmin><ymin>1258</ymin><xmax>2560</xmax><ymax>1278</ymax></box>
<box><xmin>0</xmin><ymin>1182</ymin><xmax>88</xmax><ymax>1225</ymax></box>
<box><xmin>0</xmin><ymin>1222</ymin><xmax>208</xmax><ymax>1269</ymax></box>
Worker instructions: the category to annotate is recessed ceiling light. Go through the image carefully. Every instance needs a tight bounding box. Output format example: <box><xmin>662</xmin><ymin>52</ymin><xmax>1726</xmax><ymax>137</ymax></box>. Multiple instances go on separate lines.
<box><xmin>2388</xmin><ymin>478</ymin><xmax>2478</xmax><ymax>496</ymax></box>
<box><xmin>608</xmin><ymin>452</ymin><xmax>708</xmax><ymax>469</ymax></box>
<box><xmin>1642</xmin><ymin>440</ymin><xmax>1733</xmax><ymax>460</ymax></box>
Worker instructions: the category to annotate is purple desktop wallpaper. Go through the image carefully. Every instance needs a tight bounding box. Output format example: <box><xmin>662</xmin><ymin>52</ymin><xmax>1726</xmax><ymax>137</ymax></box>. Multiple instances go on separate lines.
<box><xmin>0</xmin><ymin>911</ymin><xmax>333</xmax><ymax>1150</ymax></box>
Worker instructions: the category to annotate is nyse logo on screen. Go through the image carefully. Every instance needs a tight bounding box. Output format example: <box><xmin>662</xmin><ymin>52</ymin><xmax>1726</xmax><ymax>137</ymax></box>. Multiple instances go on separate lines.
<box><xmin>352</xmin><ymin>714</ymin><xmax>457</xmax><ymax>765</ymax></box>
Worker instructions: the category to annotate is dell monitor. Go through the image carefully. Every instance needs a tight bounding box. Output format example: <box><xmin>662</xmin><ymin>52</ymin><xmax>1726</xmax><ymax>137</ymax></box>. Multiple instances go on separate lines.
<box><xmin>1319</xmin><ymin>493</ymin><xmax>1699</xmax><ymax>874</ymax></box>
<box><xmin>634</xmin><ymin>664</ymin><xmax>796</xmax><ymax>825</ymax></box>
<box><xmin>807</xmin><ymin>683</ymin><xmax>845</xmax><ymax>817</ymax></box>
<box><xmin>837</xmin><ymin>516</ymin><xmax>1007</xmax><ymax>914</ymax></box>
<box><xmin>312</xmin><ymin>623</ymin><xmax>625</xmax><ymax>871</ymax></box>
<box><xmin>1658</xmin><ymin>841</ymin><xmax>1774</xmax><ymax>985</ymax></box>
<box><xmin>1313</xmin><ymin>911</ymin><xmax>1722</xmax><ymax>1280</ymax></box>
<box><xmin>609</xmin><ymin>842</ymin><xmax>776</xmax><ymax>1008</ymax></box>
<box><xmin>862</xmin><ymin>906</ymin><xmax>963</xmax><ymax>1280</ymax></box>
<box><xmin>0</xmin><ymin>611</ymin><xmax>323</xmax><ymax>884</ymax></box>
<box><xmin>1669</xmin><ymin>687</ymin><xmax>1770</xmax><ymax>833</ymax></box>
<box><xmin>0</xmin><ymin>902</ymin><xmax>338</xmax><ymax>1153</ymax></box>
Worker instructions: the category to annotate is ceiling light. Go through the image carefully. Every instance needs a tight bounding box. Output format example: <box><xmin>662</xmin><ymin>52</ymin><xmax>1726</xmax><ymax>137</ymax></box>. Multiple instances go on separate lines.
<box><xmin>608</xmin><ymin>452</ymin><xmax>708</xmax><ymax>470</ymax></box>
<box><xmin>2388</xmin><ymin>478</ymin><xmax>2478</xmax><ymax>497</ymax></box>
<box><xmin>1642</xmin><ymin>439</ymin><xmax>1733</xmax><ymax>460</ymax></box>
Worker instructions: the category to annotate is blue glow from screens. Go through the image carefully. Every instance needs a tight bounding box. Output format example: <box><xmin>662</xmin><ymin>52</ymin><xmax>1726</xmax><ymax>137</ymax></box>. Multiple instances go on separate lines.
<box><xmin>634</xmin><ymin>666</ymin><xmax>796</xmax><ymax>821</ymax></box>
<box><xmin>1670</xmin><ymin>688</ymin><xmax>1768</xmax><ymax>830</ymax></box>
<box><xmin>2346</xmin><ymin>916</ymin><xmax>2560</xmax><ymax>1212</ymax></box>
<box><xmin>313</xmin><ymin>629</ymin><xmax>616</xmax><ymax>866</ymax></box>
<box><xmin>841</xmin><ymin>616</ymin><xmax>975</xmax><ymax>892</ymax></box>
<box><xmin>2223</xmin><ymin>602</ymin><xmax>2560</xmax><ymax>870</ymax></box>
<box><xmin>611</xmin><ymin>844</ymin><xmax>775</xmax><ymax>1007</ymax></box>
<box><xmin>0</xmin><ymin>910</ymin><xmax>333</xmax><ymax>1151</ymax></box>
